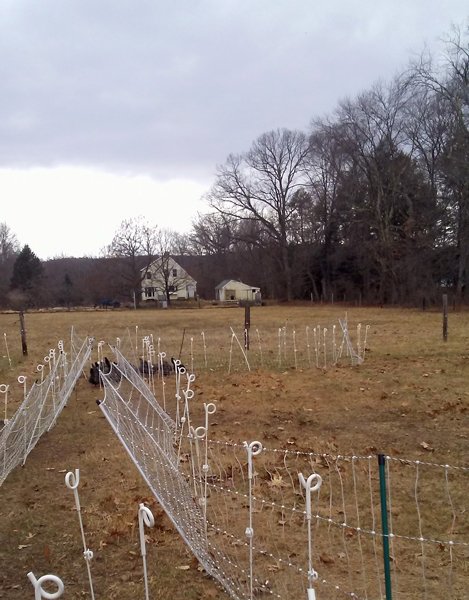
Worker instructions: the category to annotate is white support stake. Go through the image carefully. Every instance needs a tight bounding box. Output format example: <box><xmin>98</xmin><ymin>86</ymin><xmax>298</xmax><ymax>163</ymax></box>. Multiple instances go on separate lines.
<box><xmin>18</xmin><ymin>375</ymin><xmax>27</xmax><ymax>399</ymax></box>
<box><xmin>3</xmin><ymin>332</ymin><xmax>12</xmax><ymax>368</ymax></box>
<box><xmin>65</xmin><ymin>469</ymin><xmax>96</xmax><ymax>600</ymax></box>
<box><xmin>138</xmin><ymin>503</ymin><xmax>155</xmax><ymax>600</ymax></box>
<box><xmin>0</xmin><ymin>384</ymin><xmax>9</xmax><ymax>424</ymax></box>
<box><xmin>299</xmin><ymin>472</ymin><xmax>323</xmax><ymax>599</ymax></box>
<box><xmin>244</xmin><ymin>440</ymin><xmax>263</xmax><ymax>600</ymax></box>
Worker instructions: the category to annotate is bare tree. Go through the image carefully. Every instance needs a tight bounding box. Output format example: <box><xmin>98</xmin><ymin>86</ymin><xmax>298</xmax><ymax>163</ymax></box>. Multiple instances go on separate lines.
<box><xmin>106</xmin><ymin>217</ymin><xmax>157</xmax><ymax>307</ymax></box>
<box><xmin>191</xmin><ymin>212</ymin><xmax>236</xmax><ymax>256</ymax></box>
<box><xmin>170</xmin><ymin>232</ymin><xmax>193</xmax><ymax>256</ymax></box>
<box><xmin>302</xmin><ymin>121</ymin><xmax>349</xmax><ymax>299</ymax></box>
<box><xmin>0</xmin><ymin>222</ymin><xmax>19</xmax><ymax>264</ymax></box>
<box><xmin>208</xmin><ymin>128</ymin><xmax>309</xmax><ymax>300</ymax></box>
<box><xmin>0</xmin><ymin>223</ymin><xmax>20</xmax><ymax>306</ymax></box>
<box><xmin>410</xmin><ymin>26</ymin><xmax>469</xmax><ymax>302</ymax></box>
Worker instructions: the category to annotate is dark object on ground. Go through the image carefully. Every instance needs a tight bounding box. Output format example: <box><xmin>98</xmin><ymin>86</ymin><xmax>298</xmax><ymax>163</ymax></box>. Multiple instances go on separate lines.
<box><xmin>171</xmin><ymin>357</ymin><xmax>186</xmax><ymax>373</ymax></box>
<box><xmin>95</xmin><ymin>299</ymin><xmax>120</xmax><ymax>309</ymax></box>
<box><xmin>139</xmin><ymin>358</ymin><xmax>174</xmax><ymax>376</ymax></box>
<box><xmin>88</xmin><ymin>357</ymin><xmax>121</xmax><ymax>385</ymax></box>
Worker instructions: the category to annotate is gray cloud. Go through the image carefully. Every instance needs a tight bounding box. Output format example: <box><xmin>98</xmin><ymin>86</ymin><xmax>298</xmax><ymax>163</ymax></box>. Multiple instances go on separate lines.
<box><xmin>0</xmin><ymin>0</ymin><xmax>467</xmax><ymax>180</ymax></box>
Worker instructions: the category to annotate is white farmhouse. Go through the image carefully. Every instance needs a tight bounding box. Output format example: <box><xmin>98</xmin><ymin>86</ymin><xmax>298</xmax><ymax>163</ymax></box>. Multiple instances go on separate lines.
<box><xmin>142</xmin><ymin>256</ymin><xmax>197</xmax><ymax>303</ymax></box>
<box><xmin>215</xmin><ymin>279</ymin><xmax>261</xmax><ymax>303</ymax></box>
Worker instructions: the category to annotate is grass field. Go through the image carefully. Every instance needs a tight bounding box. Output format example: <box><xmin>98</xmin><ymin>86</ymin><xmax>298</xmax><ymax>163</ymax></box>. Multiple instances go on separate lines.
<box><xmin>0</xmin><ymin>304</ymin><xmax>468</xmax><ymax>599</ymax></box>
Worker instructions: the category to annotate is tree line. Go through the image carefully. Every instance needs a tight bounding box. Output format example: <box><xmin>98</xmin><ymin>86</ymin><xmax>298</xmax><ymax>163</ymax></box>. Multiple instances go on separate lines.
<box><xmin>1</xmin><ymin>26</ymin><xmax>467</xmax><ymax>308</ymax></box>
<box><xmin>193</xmin><ymin>27</ymin><xmax>469</xmax><ymax>305</ymax></box>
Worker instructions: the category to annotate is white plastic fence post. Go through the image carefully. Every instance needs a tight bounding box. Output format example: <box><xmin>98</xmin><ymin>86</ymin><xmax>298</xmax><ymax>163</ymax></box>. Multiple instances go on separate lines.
<box><xmin>332</xmin><ymin>325</ymin><xmax>337</xmax><ymax>364</ymax></box>
<box><xmin>0</xmin><ymin>384</ymin><xmax>9</xmax><ymax>424</ymax></box>
<box><xmin>306</xmin><ymin>326</ymin><xmax>311</xmax><ymax>367</ymax></box>
<box><xmin>27</xmin><ymin>572</ymin><xmax>64</xmax><ymax>600</ymax></box>
<box><xmin>3</xmin><ymin>332</ymin><xmax>12</xmax><ymax>368</ymax></box>
<box><xmin>203</xmin><ymin>402</ymin><xmax>216</xmax><ymax>517</ymax></box>
<box><xmin>299</xmin><ymin>472</ymin><xmax>323</xmax><ymax>600</ymax></box>
<box><xmin>173</xmin><ymin>358</ymin><xmax>183</xmax><ymax>433</ymax></box>
<box><xmin>201</xmin><ymin>331</ymin><xmax>207</xmax><ymax>368</ymax></box>
<box><xmin>36</xmin><ymin>363</ymin><xmax>45</xmax><ymax>383</ymax></box>
<box><xmin>228</xmin><ymin>331</ymin><xmax>235</xmax><ymax>374</ymax></box>
<box><xmin>244</xmin><ymin>440</ymin><xmax>263</xmax><ymax>600</ymax></box>
<box><xmin>293</xmin><ymin>330</ymin><xmax>298</xmax><ymax>369</ymax></box>
<box><xmin>158</xmin><ymin>351</ymin><xmax>166</xmax><ymax>409</ymax></box>
<box><xmin>190</xmin><ymin>336</ymin><xmax>194</xmax><ymax>373</ymax></box>
<box><xmin>65</xmin><ymin>469</ymin><xmax>96</xmax><ymax>600</ymax></box>
<box><xmin>18</xmin><ymin>375</ymin><xmax>27</xmax><ymax>399</ymax></box>
<box><xmin>18</xmin><ymin>375</ymin><xmax>28</xmax><ymax>464</ymax></box>
<box><xmin>190</xmin><ymin>424</ymin><xmax>206</xmax><ymax>509</ymax></box>
<box><xmin>255</xmin><ymin>328</ymin><xmax>263</xmax><ymax>367</ymax></box>
<box><xmin>138</xmin><ymin>503</ymin><xmax>155</xmax><ymax>600</ymax></box>
<box><xmin>322</xmin><ymin>328</ymin><xmax>327</xmax><ymax>369</ymax></box>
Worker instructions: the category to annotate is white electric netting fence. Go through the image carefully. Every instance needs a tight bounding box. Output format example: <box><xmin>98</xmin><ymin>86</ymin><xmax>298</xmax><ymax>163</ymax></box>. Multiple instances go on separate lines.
<box><xmin>98</xmin><ymin>348</ymin><xmax>249</xmax><ymax>600</ymax></box>
<box><xmin>0</xmin><ymin>330</ymin><xmax>92</xmax><ymax>487</ymax></box>
<box><xmin>97</xmin><ymin>344</ymin><xmax>469</xmax><ymax>600</ymax></box>
<box><xmin>108</xmin><ymin>318</ymin><xmax>367</xmax><ymax>375</ymax></box>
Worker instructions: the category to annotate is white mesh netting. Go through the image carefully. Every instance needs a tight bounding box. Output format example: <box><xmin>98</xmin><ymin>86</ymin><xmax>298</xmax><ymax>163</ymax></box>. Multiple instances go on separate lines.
<box><xmin>96</xmin><ymin>343</ymin><xmax>469</xmax><ymax>600</ymax></box>
<box><xmin>0</xmin><ymin>330</ymin><xmax>92</xmax><ymax>487</ymax></box>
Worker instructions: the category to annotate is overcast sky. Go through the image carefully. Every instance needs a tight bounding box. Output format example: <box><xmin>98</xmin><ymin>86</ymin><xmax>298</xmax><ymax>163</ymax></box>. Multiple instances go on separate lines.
<box><xmin>1</xmin><ymin>1</ymin><xmax>467</xmax><ymax>259</ymax></box>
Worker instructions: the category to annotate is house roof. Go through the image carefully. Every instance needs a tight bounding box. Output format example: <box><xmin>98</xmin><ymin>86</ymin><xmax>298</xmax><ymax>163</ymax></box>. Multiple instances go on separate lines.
<box><xmin>215</xmin><ymin>279</ymin><xmax>260</xmax><ymax>290</ymax></box>
<box><xmin>140</xmin><ymin>256</ymin><xmax>196</xmax><ymax>282</ymax></box>
<box><xmin>215</xmin><ymin>279</ymin><xmax>233</xmax><ymax>289</ymax></box>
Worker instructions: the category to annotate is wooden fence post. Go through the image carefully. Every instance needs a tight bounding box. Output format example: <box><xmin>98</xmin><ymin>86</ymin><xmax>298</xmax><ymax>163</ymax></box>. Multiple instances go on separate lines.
<box><xmin>442</xmin><ymin>294</ymin><xmax>448</xmax><ymax>342</ymax></box>
<box><xmin>19</xmin><ymin>311</ymin><xmax>28</xmax><ymax>356</ymax></box>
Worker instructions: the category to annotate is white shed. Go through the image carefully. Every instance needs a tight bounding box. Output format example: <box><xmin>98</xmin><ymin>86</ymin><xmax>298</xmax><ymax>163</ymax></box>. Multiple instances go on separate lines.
<box><xmin>215</xmin><ymin>279</ymin><xmax>261</xmax><ymax>302</ymax></box>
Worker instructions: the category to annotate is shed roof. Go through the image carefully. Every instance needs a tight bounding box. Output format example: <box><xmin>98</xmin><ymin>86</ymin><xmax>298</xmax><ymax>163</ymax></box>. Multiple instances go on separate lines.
<box><xmin>215</xmin><ymin>279</ymin><xmax>260</xmax><ymax>290</ymax></box>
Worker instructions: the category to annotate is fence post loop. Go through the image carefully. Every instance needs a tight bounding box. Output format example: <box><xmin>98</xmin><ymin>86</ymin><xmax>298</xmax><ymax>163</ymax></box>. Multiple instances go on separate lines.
<box><xmin>299</xmin><ymin>472</ymin><xmax>322</xmax><ymax>599</ymax></box>
<box><xmin>139</xmin><ymin>503</ymin><xmax>155</xmax><ymax>600</ymax></box>
<box><xmin>27</xmin><ymin>572</ymin><xmax>64</xmax><ymax>600</ymax></box>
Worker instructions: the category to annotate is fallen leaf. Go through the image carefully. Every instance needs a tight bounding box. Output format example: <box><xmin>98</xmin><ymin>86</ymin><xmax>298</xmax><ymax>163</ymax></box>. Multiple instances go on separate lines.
<box><xmin>420</xmin><ymin>441</ymin><xmax>434</xmax><ymax>452</ymax></box>
<box><xmin>267</xmin><ymin>474</ymin><xmax>288</xmax><ymax>490</ymax></box>
<box><xmin>18</xmin><ymin>544</ymin><xmax>31</xmax><ymax>550</ymax></box>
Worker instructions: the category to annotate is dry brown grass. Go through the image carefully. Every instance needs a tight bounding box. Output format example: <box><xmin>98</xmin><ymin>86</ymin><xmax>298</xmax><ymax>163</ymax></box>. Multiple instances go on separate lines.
<box><xmin>0</xmin><ymin>305</ymin><xmax>468</xmax><ymax>599</ymax></box>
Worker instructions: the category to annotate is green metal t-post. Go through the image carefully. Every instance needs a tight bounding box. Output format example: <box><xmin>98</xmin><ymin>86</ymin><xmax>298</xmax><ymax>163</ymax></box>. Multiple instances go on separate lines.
<box><xmin>378</xmin><ymin>453</ymin><xmax>393</xmax><ymax>600</ymax></box>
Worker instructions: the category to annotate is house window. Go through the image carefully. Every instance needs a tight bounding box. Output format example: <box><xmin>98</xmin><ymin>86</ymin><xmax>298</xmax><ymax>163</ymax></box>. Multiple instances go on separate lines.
<box><xmin>168</xmin><ymin>285</ymin><xmax>176</xmax><ymax>293</ymax></box>
<box><xmin>172</xmin><ymin>268</ymin><xmax>178</xmax><ymax>277</ymax></box>
<box><xmin>146</xmin><ymin>272</ymin><xmax>151</xmax><ymax>279</ymax></box>
<box><xmin>145</xmin><ymin>287</ymin><xmax>154</xmax><ymax>297</ymax></box>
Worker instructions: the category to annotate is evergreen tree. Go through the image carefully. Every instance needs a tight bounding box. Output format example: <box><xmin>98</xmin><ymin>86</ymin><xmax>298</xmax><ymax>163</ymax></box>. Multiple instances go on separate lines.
<box><xmin>10</xmin><ymin>245</ymin><xmax>44</xmax><ymax>307</ymax></box>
